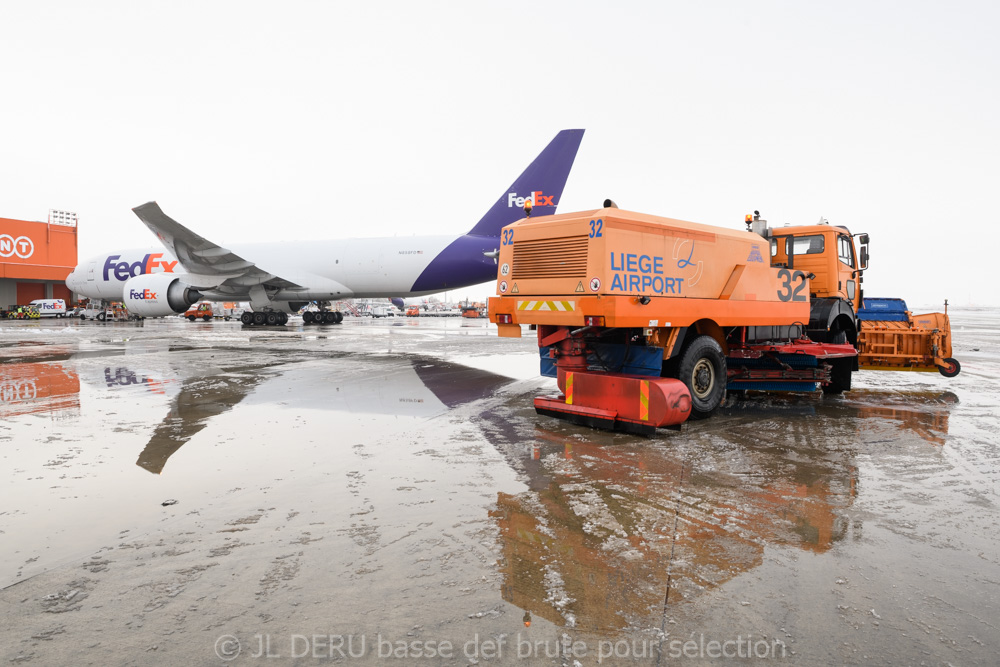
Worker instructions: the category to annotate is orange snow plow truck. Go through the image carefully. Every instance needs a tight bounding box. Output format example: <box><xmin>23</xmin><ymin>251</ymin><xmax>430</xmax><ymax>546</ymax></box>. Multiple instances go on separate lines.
<box><xmin>488</xmin><ymin>202</ymin><xmax>958</xmax><ymax>434</ymax></box>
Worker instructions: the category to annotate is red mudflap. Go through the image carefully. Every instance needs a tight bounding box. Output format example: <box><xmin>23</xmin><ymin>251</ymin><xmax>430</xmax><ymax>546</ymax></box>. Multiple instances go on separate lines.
<box><xmin>535</xmin><ymin>370</ymin><xmax>692</xmax><ymax>435</ymax></box>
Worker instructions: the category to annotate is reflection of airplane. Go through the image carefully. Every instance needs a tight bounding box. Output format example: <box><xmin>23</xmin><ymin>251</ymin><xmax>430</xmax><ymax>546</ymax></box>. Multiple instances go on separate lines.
<box><xmin>134</xmin><ymin>357</ymin><xmax>516</xmax><ymax>475</ymax></box>
<box><xmin>65</xmin><ymin>130</ymin><xmax>584</xmax><ymax>320</ymax></box>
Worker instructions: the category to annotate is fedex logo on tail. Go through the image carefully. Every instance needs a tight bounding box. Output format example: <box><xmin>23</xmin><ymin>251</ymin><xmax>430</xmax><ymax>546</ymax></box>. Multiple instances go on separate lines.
<box><xmin>128</xmin><ymin>289</ymin><xmax>158</xmax><ymax>300</ymax></box>
<box><xmin>103</xmin><ymin>253</ymin><xmax>178</xmax><ymax>281</ymax></box>
<box><xmin>507</xmin><ymin>191</ymin><xmax>555</xmax><ymax>208</ymax></box>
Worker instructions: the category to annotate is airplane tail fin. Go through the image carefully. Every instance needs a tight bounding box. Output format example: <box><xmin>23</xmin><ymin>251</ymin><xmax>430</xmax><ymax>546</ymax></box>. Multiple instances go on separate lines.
<box><xmin>466</xmin><ymin>129</ymin><xmax>584</xmax><ymax>237</ymax></box>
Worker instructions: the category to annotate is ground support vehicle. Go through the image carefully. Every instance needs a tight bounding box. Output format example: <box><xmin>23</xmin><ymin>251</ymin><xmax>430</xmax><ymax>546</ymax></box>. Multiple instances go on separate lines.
<box><xmin>184</xmin><ymin>302</ymin><xmax>215</xmax><ymax>322</ymax></box>
<box><xmin>30</xmin><ymin>299</ymin><xmax>67</xmax><ymax>318</ymax></box>
<box><xmin>77</xmin><ymin>303</ymin><xmax>114</xmax><ymax>321</ymax></box>
<box><xmin>5</xmin><ymin>305</ymin><xmax>40</xmax><ymax>320</ymax></box>
<box><xmin>489</xmin><ymin>205</ymin><xmax>955</xmax><ymax>433</ymax></box>
<box><xmin>856</xmin><ymin>298</ymin><xmax>959</xmax><ymax>376</ymax></box>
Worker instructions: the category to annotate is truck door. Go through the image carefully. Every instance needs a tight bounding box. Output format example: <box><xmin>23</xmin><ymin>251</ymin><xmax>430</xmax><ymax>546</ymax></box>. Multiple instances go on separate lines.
<box><xmin>836</xmin><ymin>233</ymin><xmax>859</xmax><ymax>311</ymax></box>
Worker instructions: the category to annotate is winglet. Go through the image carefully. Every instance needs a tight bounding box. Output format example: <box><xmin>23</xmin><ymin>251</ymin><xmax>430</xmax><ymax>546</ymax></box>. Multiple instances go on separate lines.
<box><xmin>466</xmin><ymin>129</ymin><xmax>584</xmax><ymax>237</ymax></box>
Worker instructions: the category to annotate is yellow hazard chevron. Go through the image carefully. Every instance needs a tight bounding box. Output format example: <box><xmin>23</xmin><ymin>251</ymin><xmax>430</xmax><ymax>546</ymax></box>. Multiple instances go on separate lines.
<box><xmin>566</xmin><ymin>372</ymin><xmax>574</xmax><ymax>405</ymax></box>
<box><xmin>516</xmin><ymin>300</ymin><xmax>576</xmax><ymax>312</ymax></box>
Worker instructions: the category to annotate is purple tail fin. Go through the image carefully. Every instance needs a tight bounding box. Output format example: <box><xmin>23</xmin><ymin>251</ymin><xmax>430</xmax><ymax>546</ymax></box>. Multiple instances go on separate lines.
<box><xmin>466</xmin><ymin>129</ymin><xmax>584</xmax><ymax>237</ymax></box>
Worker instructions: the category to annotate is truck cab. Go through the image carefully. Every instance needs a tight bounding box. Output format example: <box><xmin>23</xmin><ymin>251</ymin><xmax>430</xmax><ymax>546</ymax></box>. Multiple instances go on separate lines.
<box><xmin>766</xmin><ymin>223</ymin><xmax>868</xmax><ymax>312</ymax></box>
<box><xmin>747</xmin><ymin>213</ymin><xmax>869</xmax><ymax>345</ymax></box>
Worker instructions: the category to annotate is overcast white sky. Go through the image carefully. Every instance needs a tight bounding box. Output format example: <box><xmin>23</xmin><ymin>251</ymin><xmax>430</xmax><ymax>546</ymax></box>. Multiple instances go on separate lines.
<box><xmin>2</xmin><ymin>1</ymin><xmax>997</xmax><ymax>306</ymax></box>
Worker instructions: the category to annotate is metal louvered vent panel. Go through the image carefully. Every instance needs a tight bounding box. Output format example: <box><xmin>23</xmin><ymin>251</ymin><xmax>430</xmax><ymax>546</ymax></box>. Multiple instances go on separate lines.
<box><xmin>512</xmin><ymin>236</ymin><xmax>589</xmax><ymax>279</ymax></box>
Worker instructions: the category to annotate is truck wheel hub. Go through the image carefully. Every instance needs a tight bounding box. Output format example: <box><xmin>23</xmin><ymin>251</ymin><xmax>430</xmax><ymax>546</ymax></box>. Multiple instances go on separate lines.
<box><xmin>692</xmin><ymin>360</ymin><xmax>714</xmax><ymax>398</ymax></box>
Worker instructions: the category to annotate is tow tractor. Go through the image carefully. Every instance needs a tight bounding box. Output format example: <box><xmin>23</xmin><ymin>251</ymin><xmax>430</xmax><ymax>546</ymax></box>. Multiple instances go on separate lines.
<box><xmin>488</xmin><ymin>202</ymin><xmax>958</xmax><ymax>434</ymax></box>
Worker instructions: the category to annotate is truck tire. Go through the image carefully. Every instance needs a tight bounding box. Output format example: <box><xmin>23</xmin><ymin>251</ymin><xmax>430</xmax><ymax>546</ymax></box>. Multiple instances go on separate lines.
<box><xmin>938</xmin><ymin>358</ymin><xmax>961</xmax><ymax>378</ymax></box>
<box><xmin>203</xmin><ymin>315</ymin><xmax>212</xmax><ymax>322</ymax></box>
<box><xmin>97</xmin><ymin>312</ymin><xmax>106</xmax><ymax>322</ymax></box>
<box><xmin>188</xmin><ymin>316</ymin><xmax>196</xmax><ymax>321</ymax></box>
<box><xmin>676</xmin><ymin>335</ymin><xmax>727</xmax><ymax>419</ymax></box>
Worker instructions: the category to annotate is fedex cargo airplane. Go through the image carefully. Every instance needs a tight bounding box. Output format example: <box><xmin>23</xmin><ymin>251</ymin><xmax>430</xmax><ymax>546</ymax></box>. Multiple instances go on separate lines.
<box><xmin>66</xmin><ymin>129</ymin><xmax>584</xmax><ymax>324</ymax></box>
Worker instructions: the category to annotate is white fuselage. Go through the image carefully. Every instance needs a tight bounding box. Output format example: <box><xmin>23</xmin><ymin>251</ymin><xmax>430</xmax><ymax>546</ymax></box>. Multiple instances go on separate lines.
<box><xmin>66</xmin><ymin>234</ymin><xmax>469</xmax><ymax>302</ymax></box>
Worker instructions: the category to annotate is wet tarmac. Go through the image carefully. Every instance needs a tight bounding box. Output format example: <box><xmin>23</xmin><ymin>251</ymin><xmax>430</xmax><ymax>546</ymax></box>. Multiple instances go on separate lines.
<box><xmin>1</xmin><ymin>309</ymin><xmax>997</xmax><ymax>665</ymax></box>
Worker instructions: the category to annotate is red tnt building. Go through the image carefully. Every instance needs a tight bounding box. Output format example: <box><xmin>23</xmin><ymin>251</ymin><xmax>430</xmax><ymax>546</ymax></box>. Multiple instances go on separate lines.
<box><xmin>0</xmin><ymin>210</ymin><xmax>78</xmax><ymax>306</ymax></box>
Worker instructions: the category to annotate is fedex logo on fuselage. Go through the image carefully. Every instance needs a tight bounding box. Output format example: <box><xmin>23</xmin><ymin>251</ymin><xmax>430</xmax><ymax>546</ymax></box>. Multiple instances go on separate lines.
<box><xmin>507</xmin><ymin>191</ymin><xmax>555</xmax><ymax>208</ymax></box>
<box><xmin>128</xmin><ymin>289</ymin><xmax>158</xmax><ymax>300</ymax></box>
<box><xmin>103</xmin><ymin>253</ymin><xmax>178</xmax><ymax>281</ymax></box>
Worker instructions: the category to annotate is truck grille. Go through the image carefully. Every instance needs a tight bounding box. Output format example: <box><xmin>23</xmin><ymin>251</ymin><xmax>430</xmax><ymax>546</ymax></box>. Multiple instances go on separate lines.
<box><xmin>512</xmin><ymin>236</ymin><xmax>589</xmax><ymax>280</ymax></box>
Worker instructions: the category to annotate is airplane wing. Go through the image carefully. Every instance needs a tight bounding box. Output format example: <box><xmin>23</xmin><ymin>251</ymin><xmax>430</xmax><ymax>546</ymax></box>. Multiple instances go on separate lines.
<box><xmin>132</xmin><ymin>202</ymin><xmax>304</xmax><ymax>292</ymax></box>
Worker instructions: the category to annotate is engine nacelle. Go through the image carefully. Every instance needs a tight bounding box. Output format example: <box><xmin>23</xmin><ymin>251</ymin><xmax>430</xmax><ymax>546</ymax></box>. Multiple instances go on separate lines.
<box><xmin>123</xmin><ymin>274</ymin><xmax>201</xmax><ymax>318</ymax></box>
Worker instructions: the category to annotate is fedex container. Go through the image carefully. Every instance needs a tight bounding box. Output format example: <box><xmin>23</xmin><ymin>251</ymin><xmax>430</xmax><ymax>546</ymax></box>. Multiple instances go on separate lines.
<box><xmin>30</xmin><ymin>299</ymin><xmax>67</xmax><ymax>318</ymax></box>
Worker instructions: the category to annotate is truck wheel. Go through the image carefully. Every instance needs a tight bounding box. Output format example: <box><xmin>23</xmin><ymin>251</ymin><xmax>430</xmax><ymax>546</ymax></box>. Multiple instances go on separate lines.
<box><xmin>187</xmin><ymin>316</ymin><xmax>196</xmax><ymax>321</ymax></box>
<box><xmin>97</xmin><ymin>312</ymin><xmax>106</xmax><ymax>322</ymax></box>
<box><xmin>203</xmin><ymin>315</ymin><xmax>212</xmax><ymax>322</ymax></box>
<box><xmin>823</xmin><ymin>357</ymin><xmax>853</xmax><ymax>394</ymax></box>
<box><xmin>676</xmin><ymin>335</ymin><xmax>726</xmax><ymax>419</ymax></box>
<box><xmin>938</xmin><ymin>358</ymin><xmax>961</xmax><ymax>378</ymax></box>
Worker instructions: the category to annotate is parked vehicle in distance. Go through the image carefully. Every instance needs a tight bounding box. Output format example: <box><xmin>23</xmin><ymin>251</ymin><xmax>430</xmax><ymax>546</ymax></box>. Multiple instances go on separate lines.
<box><xmin>4</xmin><ymin>304</ymin><xmax>40</xmax><ymax>320</ymax></box>
<box><xmin>76</xmin><ymin>304</ymin><xmax>114</xmax><ymax>320</ymax></box>
<box><xmin>184</xmin><ymin>302</ymin><xmax>215</xmax><ymax>321</ymax></box>
<box><xmin>30</xmin><ymin>299</ymin><xmax>67</xmax><ymax>317</ymax></box>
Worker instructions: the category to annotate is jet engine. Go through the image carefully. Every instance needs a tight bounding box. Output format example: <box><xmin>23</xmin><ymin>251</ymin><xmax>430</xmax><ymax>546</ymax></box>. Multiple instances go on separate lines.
<box><xmin>122</xmin><ymin>274</ymin><xmax>202</xmax><ymax>318</ymax></box>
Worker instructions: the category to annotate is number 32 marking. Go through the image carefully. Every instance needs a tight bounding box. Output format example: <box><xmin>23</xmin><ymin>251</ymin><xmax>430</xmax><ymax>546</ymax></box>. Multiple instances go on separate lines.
<box><xmin>777</xmin><ymin>269</ymin><xmax>807</xmax><ymax>302</ymax></box>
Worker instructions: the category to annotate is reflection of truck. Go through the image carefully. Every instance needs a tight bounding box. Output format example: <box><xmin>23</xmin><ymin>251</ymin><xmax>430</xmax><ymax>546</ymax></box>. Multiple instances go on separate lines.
<box><xmin>489</xmin><ymin>204</ymin><xmax>958</xmax><ymax>433</ymax></box>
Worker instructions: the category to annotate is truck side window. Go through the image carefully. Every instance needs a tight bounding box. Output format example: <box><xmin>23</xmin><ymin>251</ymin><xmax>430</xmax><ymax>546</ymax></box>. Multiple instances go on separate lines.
<box><xmin>838</xmin><ymin>235</ymin><xmax>855</xmax><ymax>268</ymax></box>
<box><xmin>791</xmin><ymin>235</ymin><xmax>824</xmax><ymax>255</ymax></box>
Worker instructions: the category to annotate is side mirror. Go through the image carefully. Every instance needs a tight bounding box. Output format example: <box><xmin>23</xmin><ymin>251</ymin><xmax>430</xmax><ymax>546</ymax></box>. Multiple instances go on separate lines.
<box><xmin>858</xmin><ymin>233</ymin><xmax>869</xmax><ymax>245</ymax></box>
<box><xmin>859</xmin><ymin>246</ymin><xmax>869</xmax><ymax>270</ymax></box>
